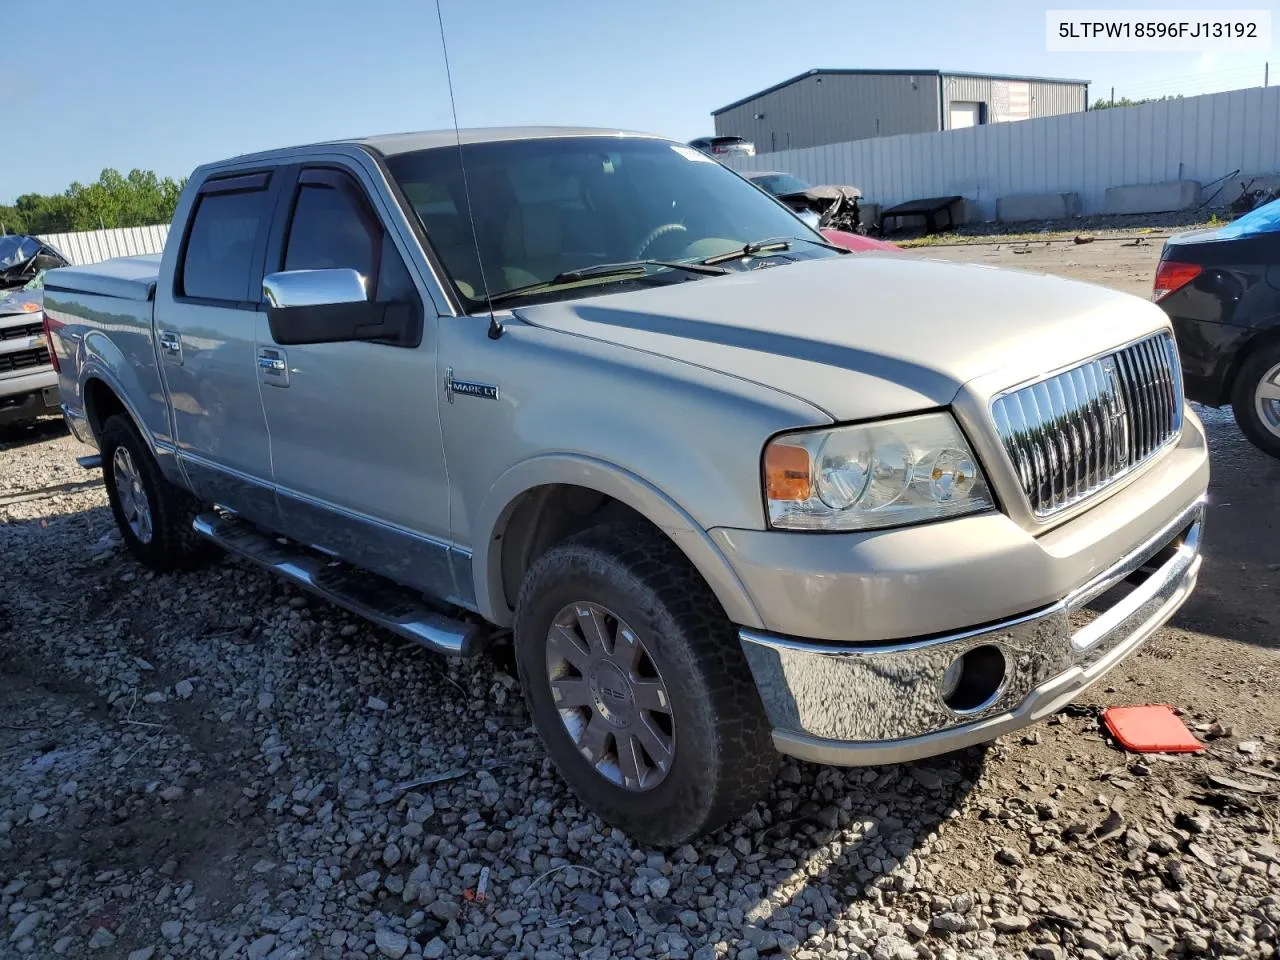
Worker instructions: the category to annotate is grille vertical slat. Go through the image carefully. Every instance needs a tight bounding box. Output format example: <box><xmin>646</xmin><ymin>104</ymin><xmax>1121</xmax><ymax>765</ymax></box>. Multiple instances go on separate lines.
<box><xmin>992</xmin><ymin>332</ymin><xmax>1182</xmax><ymax>518</ymax></box>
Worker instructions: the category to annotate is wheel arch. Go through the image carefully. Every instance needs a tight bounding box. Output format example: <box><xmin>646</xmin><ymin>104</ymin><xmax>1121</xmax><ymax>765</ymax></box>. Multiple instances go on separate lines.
<box><xmin>472</xmin><ymin>455</ymin><xmax>764</xmax><ymax>631</ymax></box>
<box><xmin>1223</xmin><ymin>324</ymin><xmax>1280</xmax><ymax>403</ymax></box>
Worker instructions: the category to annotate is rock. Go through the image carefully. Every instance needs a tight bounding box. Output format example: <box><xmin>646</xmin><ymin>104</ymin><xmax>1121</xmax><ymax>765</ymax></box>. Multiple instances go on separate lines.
<box><xmin>367</xmin><ymin>696</ymin><xmax>389</xmax><ymax>711</ymax></box>
<box><xmin>89</xmin><ymin>928</ymin><xmax>116</xmax><ymax>949</ymax></box>
<box><xmin>9</xmin><ymin>913</ymin><xmax>41</xmax><ymax>942</ymax></box>
<box><xmin>174</xmin><ymin>679</ymin><xmax>194</xmax><ymax>699</ymax></box>
<box><xmin>906</xmin><ymin>918</ymin><xmax>930</xmax><ymax>938</ymax></box>
<box><xmin>1030</xmin><ymin>946</ymin><xmax>1065</xmax><ymax>960</ymax></box>
<box><xmin>1183</xmin><ymin>933</ymin><xmax>1210</xmax><ymax>954</ymax></box>
<box><xmin>996</xmin><ymin>847</ymin><xmax>1024</xmax><ymax>867</ymax></box>
<box><xmin>648</xmin><ymin>877</ymin><xmax>671</xmax><ymax>898</ymax></box>
<box><xmin>1237</xmin><ymin>741</ymin><xmax>1260</xmax><ymax>754</ymax></box>
<box><xmin>1047</xmin><ymin>903</ymin><xmax>1080</xmax><ymax>926</ymax></box>
<box><xmin>161</xmin><ymin>920</ymin><xmax>183</xmax><ymax>942</ymax></box>
<box><xmin>375</xmin><ymin>929</ymin><xmax>409</xmax><ymax>959</ymax></box>
<box><xmin>1151</xmin><ymin>892</ymin><xmax>1180</xmax><ymax>913</ymax></box>
<box><xmin>143</xmin><ymin>691</ymin><xmax>166</xmax><ymax>704</ymax></box>
<box><xmin>910</xmin><ymin>767</ymin><xmax>944</xmax><ymax>790</ymax></box>
<box><xmin>428</xmin><ymin>900</ymin><xmax>459</xmax><ymax>922</ymax></box>
<box><xmin>128</xmin><ymin>949</ymin><xmax>156</xmax><ymax>960</ymax></box>
<box><xmin>246</xmin><ymin>935</ymin><xmax>276</xmax><ymax>960</ymax></box>
<box><xmin>992</xmin><ymin>915</ymin><xmax>1031</xmax><ymax>933</ymax></box>
<box><xmin>714</xmin><ymin>852</ymin><xmax>738</xmax><ymax>874</ymax></box>
<box><xmin>1078</xmin><ymin>930</ymin><xmax>1109</xmax><ymax>953</ymax></box>
<box><xmin>932</xmin><ymin>912</ymin><xmax>972</xmax><ymax>933</ymax></box>
<box><xmin>28</xmin><ymin>803</ymin><xmax>48</xmax><ymax>821</ymax></box>
<box><xmin>382</xmin><ymin>842</ymin><xmax>402</xmax><ymax>867</ymax></box>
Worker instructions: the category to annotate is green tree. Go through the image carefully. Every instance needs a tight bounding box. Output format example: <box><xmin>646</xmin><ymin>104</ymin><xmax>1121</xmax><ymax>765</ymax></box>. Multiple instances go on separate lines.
<box><xmin>0</xmin><ymin>168</ymin><xmax>186</xmax><ymax>235</ymax></box>
<box><xmin>1090</xmin><ymin>94</ymin><xmax>1184</xmax><ymax>110</ymax></box>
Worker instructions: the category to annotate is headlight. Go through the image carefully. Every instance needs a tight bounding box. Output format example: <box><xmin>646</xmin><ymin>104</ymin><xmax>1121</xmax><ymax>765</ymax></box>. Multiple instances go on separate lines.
<box><xmin>763</xmin><ymin>412</ymin><xmax>994</xmax><ymax>531</ymax></box>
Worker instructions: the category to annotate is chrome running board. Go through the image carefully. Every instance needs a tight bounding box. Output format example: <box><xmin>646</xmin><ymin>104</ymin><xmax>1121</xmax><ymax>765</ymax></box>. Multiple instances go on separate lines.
<box><xmin>193</xmin><ymin>511</ymin><xmax>485</xmax><ymax>658</ymax></box>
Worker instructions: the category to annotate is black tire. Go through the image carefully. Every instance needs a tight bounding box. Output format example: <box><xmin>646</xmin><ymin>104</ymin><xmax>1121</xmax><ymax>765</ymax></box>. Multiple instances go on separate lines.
<box><xmin>1231</xmin><ymin>342</ymin><xmax>1280</xmax><ymax>459</ymax></box>
<box><xmin>513</xmin><ymin>523</ymin><xmax>778</xmax><ymax>846</ymax></box>
<box><xmin>99</xmin><ymin>414</ymin><xmax>212</xmax><ymax>571</ymax></box>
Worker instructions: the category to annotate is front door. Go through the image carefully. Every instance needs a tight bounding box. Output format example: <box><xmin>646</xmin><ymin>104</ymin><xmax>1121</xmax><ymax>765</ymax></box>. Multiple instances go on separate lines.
<box><xmin>255</xmin><ymin>163</ymin><xmax>456</xmax><ymax>603</ymax></box>
<box><xmin>157</xmin><ymin>170</ymin><xmax>279</xmax><ymax>530</ymax></box>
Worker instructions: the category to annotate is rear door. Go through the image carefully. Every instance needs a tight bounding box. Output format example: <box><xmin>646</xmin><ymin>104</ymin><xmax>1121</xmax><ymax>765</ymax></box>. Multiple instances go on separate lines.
<box><xmin>157</xmin><ymin>171</ymin><xmax>280</xmax><ymax>529</ymax></box>
<box><xmin>255</xmin><ymin>163</ymin><xmax>455</xmax><ymax>602</ymax></box>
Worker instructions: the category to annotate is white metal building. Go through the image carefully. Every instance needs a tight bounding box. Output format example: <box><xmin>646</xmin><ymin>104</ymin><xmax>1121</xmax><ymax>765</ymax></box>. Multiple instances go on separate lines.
<box><xmin>712</xmin><ymin>69</ymin><xmax>1089</xmax><ymax>153</ymax></box>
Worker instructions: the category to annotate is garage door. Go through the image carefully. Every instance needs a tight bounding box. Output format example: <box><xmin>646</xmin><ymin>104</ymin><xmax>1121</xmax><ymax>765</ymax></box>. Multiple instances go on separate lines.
<box><xmin>949</xmin><ymin>102</ymin><xmax>981</xmax><ymax>129</ymax></box>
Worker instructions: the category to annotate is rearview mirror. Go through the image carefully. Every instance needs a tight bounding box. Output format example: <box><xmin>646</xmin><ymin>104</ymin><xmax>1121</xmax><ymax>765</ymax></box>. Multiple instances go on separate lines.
<box><xmin>263</xmin><ymin>269</ymin><xmax>412</xmax><ymax>346</ymax></box>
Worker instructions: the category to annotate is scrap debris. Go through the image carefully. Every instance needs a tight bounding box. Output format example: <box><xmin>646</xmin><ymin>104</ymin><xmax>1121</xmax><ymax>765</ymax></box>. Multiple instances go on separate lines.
<box><xmin>1102</xmin><ymin>704</ymin><xmax>1204</xmax><ymax>753</ymax></box>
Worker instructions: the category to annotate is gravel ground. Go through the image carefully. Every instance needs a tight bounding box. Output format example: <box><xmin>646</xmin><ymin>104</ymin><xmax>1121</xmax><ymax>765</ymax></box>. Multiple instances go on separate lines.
<box><xmin>3</xmin><ymin>245</ymin><xmax>1279</xmax><ymax>960</ymax></box>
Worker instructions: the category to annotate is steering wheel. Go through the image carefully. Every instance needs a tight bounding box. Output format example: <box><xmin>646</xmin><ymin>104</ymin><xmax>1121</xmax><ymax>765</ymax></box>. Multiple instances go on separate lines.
<box><xmin>634</xmin><ymin>223</ymin><xmax>688</xmax><ymax>259</ymax></box>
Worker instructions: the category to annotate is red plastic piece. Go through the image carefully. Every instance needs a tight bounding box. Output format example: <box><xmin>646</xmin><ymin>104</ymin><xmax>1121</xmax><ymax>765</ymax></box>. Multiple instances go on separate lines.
<box><xmin>1102</xmin><ymin>704</ymin><xmax>1204</xmax><ymax>753</ymax></box>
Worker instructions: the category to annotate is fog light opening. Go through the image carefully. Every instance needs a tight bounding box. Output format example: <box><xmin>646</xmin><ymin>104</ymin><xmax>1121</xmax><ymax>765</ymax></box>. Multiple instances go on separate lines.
<box><xmin>941</xmin><ymin>645</ymin><xmax>1007</xmax><ymax>714</ymax></box>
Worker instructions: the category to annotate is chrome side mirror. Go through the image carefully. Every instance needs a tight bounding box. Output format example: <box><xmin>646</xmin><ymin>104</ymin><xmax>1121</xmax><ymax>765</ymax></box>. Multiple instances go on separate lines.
<box><xmin>263</xmin><ymin>268</ymin><xmax>367</xmax><ymax>308</ymax></box>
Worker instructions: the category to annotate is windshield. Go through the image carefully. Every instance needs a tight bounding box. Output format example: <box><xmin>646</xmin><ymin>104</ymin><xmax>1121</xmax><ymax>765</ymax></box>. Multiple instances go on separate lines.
<box><xmin>750</xmin><ymin>174</ymin><xmax>812</xmax><ymax>196</ymax></box>
<box><xmin>384</xmin><ymin>136</ymin><xmax>830</xmax><ymax>308</ymax></box>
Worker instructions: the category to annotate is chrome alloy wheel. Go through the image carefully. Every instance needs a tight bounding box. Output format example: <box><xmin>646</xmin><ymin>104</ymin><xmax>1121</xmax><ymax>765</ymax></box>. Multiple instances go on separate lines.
<box><xmin>545</xmin><ymin>601</ymin><xmax>675</xmax><ymax>791</ymax></box>
<box><xmin>1255</xmin><ymin>361</ymin><xmax>1280</xmax><ymax>439</ymax></box>
<box><xmin>112</xmin><ymin>446</ymin><xmax>153</xmax><ymax>544</ymax></box>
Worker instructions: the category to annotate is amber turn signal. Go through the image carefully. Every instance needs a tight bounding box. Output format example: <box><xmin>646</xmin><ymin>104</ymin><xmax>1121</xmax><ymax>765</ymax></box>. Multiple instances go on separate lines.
<box><xmin>764</xmin><ymin>443</ymin><xmax>812</xmax><ymax>502</ymax></box>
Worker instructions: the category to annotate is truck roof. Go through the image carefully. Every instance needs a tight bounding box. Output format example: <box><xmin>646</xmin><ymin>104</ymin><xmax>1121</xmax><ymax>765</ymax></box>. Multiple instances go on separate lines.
<box><xmin>357</xmin><ymin>126</ymin><xmax>665</xmax><ymax>156</ymax></box>
<box><xmin>215</xmin><ymin>127</ymin><xmax>668</xmax><ymax>168</ymax></box>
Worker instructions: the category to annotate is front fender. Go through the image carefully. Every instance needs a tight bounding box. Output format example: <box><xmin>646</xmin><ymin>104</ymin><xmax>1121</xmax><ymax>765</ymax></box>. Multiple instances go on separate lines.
<box><xmin>472</xmin><ymin>453</ymin><xmax>764</xmax><ymax>630</ymax></box>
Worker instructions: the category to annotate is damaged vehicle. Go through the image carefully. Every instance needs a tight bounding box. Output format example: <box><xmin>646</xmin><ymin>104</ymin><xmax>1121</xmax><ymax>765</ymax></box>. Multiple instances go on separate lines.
<box><xmin>0</xmin><ymin>236</ymin><xmax>69</xmax><ymax>428</ymax></box>
<box><xmin>47</xmin><ymin>128</ymin><xmax>1207</xmax><ymax>844</ymax></box>
<box><xmin>743</xmin><ymin>170</ymin><xmax>869</xmax><ymax>235</ymax></box>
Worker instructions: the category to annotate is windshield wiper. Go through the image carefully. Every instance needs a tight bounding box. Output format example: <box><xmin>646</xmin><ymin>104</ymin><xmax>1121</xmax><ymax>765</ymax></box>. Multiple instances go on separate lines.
<box><xmin>487</xmin><ymin>259</ymin><xmax>727</xmax><ymax>305</ymax></box>
<box><xmin>699</xmin><ymin>234</ymin><xmax>848</xmax><ymax>266</ymax></box>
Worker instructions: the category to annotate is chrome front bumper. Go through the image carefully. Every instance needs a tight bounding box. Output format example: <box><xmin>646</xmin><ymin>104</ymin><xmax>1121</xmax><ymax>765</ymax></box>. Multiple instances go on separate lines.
<box><xmin>739</xmin><ymin>496</ymin><xmax>1205</xmax><ymax>766</ymax></box>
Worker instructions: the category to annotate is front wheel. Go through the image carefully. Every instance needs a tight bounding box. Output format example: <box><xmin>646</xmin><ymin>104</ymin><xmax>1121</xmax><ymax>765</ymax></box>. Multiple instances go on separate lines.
<box><xmin>513</xmin><ymin>524</ymin><xmax>778</xmax><ymax>846</ymax></box>
<box><xmin>1231</xmin><ymin>343</ymin><xmax>1280</xmax><ymax>459</ymax></box>
<box><xmin>99</xmin><ymin>414</ymin><xmax>212</xmax><ymax>571</ymax></box>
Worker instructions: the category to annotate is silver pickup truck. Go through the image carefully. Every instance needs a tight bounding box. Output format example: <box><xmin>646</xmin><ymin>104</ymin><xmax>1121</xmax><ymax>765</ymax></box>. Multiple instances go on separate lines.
<box><xmin>45</xmin><ymin>127</ymin><xmax>1209</xmax><ymax>844</ymax></box>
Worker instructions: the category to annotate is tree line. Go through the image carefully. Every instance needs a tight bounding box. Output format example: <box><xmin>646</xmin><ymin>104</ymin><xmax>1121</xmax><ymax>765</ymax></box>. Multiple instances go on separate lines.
<box><xmin>1090</xmin><ymin>94</ymin><xmax>1184</xmax><ymax>111</ymax></box>
<box><xmin>0</xmin><ymin>168</ymin><xmax>186</xmax><ymax>236</ymax></box>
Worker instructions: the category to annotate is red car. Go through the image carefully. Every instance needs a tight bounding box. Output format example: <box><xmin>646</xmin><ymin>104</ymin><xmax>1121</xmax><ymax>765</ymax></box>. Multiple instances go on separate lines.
<box><xmin>820</xmin><ymin>228</ymin><xmax>902</xmax><ymax>253</ymax></box>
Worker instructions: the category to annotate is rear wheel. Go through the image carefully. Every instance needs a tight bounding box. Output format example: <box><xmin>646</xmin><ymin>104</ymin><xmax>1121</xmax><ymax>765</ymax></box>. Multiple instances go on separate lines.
<box><xmin>99</xmin><ymin>414</ymin><xmax>212</xmax><ymax>570</ymax></box>
<box><xmin>513</xmin><ymin>523</ymin><xmax>778</xmax><ymax>846</ymax></box>
<box><xmin>1231</xmin><ymin>342</ymin><xmax>1280</xmax><ymax>459</ymax></box>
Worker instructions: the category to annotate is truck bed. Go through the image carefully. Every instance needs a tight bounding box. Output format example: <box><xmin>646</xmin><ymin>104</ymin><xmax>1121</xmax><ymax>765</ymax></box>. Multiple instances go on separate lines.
<box><xmin>44</xmin><ymin>254</ymin><xmax>162</xmax><ymax>302</ymax></box>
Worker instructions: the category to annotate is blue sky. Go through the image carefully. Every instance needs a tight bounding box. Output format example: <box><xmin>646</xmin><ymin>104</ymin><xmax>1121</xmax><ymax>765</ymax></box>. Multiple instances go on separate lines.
<box><xmin>3</xmin><ymin>0</ymin><xmax>1277</xmax><ymax>202</ymax></box>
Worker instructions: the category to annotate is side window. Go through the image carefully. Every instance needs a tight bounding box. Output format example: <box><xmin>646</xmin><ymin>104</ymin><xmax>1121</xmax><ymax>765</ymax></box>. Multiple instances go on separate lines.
<box><xmin>179</xmin><ymin>186</ymin><xmax>270</xmax><ymax>302</ymax></box>
<box><xmin>283</xmin><ymin>180</ymin><xmax>377</xmax><ymax>282</ymax></box>
<box><xmin>282</xmin><ymin>169</ymin><xmax>420</xmax><ymax>308</ymax></box>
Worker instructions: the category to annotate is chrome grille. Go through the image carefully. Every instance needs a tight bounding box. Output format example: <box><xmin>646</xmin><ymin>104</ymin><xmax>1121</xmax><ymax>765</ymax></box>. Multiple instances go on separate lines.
<box><xmin>991</xmin><ymin>332</ymin><xmax>1183</xmax><ymax>518</ymax></box>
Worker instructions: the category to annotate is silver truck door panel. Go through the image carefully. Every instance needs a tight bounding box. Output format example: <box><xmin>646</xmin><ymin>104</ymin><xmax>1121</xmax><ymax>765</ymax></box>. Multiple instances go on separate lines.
<box><xmin>256</xmin><ymin>164</ymin><xmax>455</xmax><ymax>604</ymax></box>
<box><xmin>155</xmin><ymin>172</ymin><xmax>280</xmax><ymax>531</ymax></box>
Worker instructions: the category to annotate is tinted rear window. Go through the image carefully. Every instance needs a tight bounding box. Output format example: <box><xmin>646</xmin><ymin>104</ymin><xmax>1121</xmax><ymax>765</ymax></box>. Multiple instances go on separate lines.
<box><xmin>179</xmin><ymin>189</ymin><xmax>269</xmax><ymax>301</ymax></box>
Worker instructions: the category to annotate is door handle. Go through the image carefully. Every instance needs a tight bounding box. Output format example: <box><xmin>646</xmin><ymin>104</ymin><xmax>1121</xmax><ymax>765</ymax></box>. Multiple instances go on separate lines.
<box><xmin>257</xmin><ymin>348</ymin><xmax>290</xmax><ymax>387</ymax></box>
<box><xmin>157</xmin><ymin>330</ymin><xmax>182</xmax><ymax>365</ymax></box>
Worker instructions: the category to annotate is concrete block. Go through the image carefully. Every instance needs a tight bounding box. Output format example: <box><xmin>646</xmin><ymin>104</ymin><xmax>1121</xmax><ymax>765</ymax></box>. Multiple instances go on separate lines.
<box><xmin>1103</xmin><ymin>180</ymin><xmax>1201</xmax><ymax>216</ymax></box>
<box><xmin>996</xmin><ymin>192</ymin><xmax>1081</xmax><ymax>223</ymax></box>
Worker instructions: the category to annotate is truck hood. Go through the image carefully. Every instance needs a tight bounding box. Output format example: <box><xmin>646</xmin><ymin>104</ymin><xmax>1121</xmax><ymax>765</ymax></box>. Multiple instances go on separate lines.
<box><xmin>510</xmin><ymin>254</ymin><xmax>1171</xmax><ymax>421</ymax></box>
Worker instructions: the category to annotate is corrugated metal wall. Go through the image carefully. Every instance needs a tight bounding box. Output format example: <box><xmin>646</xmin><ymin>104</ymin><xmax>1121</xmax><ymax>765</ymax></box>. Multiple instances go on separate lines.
<box><xmin>36</xmin><ymin>224</ymin><xmax>169</xmax><ymax>267</ymax></box>
<box><xmin>715</xmin><ymin>72</ymin><xmax>1088</xmax><ymax>149</ymax></box>
<box><xmin>726</xmin><ymin>85</ymin><xmax>1280</xmax><ymax>222</ymax></box>
<box><xmin>714</xmin><ymin>74</ymin><xmax>942</xmax><ymax>151</ymax></box>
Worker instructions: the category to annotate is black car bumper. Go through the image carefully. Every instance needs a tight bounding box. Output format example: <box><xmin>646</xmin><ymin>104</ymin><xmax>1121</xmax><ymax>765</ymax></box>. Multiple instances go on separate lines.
<box><xmin>1169</xmin><ymin>315</ymin><xmax>1256</xmax><ymax>407</ymax></box>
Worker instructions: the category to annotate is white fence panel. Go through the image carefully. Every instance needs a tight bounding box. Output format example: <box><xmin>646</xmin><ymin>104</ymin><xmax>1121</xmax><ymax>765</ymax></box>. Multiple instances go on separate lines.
<box><xmin>728</xmin><ymin>86</ymin><xmax>1280</xmax><ymax>221</ymax></box>
<box><xmin>37</xmin><ymin>224</ymin><xmax>170</xmax><ymax>266</ymax></box>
